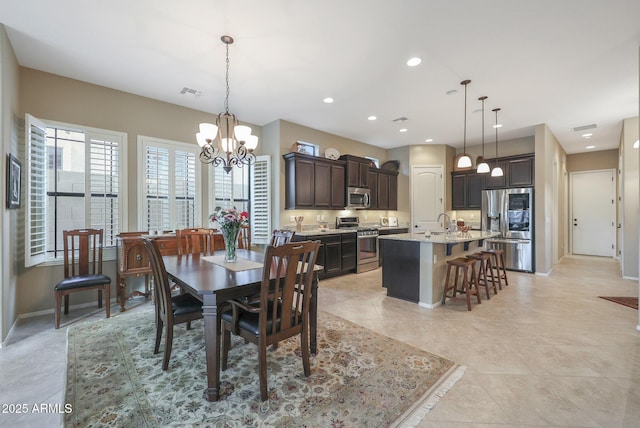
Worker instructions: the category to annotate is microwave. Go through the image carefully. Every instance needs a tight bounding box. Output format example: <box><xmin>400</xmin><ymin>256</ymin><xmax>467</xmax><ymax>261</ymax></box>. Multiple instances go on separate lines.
<box><xmin>346</xmin><ymin>187</ymin><xmax>370</xmax><ymax>209</ymax></box>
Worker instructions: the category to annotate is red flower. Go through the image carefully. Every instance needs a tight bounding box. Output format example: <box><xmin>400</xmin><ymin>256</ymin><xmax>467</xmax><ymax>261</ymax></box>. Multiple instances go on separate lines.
<box><xmin>240</xmin><ymin>211</ymin><xmax>249</xmax><ymax>221</ymax></box>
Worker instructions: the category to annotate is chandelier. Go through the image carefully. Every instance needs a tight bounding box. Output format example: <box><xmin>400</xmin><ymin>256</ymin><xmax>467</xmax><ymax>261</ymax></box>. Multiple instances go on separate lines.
<box><xmin>196</xmin><ymin>35</ymin><xmax>258</xmax><ymax>173</ymax></box>
<box><xmin>456</xmin><ymin>79</ymin><xmax>472</xmax><ymax>168</ymax></box>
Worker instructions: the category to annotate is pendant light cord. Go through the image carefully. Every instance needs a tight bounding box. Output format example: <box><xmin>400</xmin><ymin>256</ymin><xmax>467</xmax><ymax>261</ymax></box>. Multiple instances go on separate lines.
<box><xmin>224</xmin><ymin>41</ymin><xmax>230</xmax><ymax>114</ymax></box>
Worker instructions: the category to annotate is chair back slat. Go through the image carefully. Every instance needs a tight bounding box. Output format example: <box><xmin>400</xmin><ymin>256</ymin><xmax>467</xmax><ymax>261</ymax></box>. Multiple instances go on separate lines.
<box><xmin>237</xmin><ymin>225</ymin><xmax>251</xmax><ymax>250</ymax></box>
<box><xmin>260</xmin><ymin>241</ymin><xmax>319</xmax><ymax>337</ymax></box>
<box><xmin>143</xmin><ymin>238</ymin><xmax>173</xmax><ymax>325</ymax></box>
<box><xmin>269</xmin><ymin>229</ymin><xmax>295</xmax><ymax>247</ymax></box>
<box><xmin>176</xmin><ymin>228</ymin><xmax>212</xmax><ymax>255</ymax></box>
<box><xmin>63</xmin><ymin>229</ymin><xmax>104</xmax><ymax>278</ymax></box>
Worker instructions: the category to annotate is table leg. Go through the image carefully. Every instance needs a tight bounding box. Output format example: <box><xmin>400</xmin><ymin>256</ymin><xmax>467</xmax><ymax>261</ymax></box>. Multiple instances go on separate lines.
<box><xmin>310</xmin><ymin>273</ymin><xmax>318</xmax><ymax>355</ymax></box>
<box><xmin>201</xmin><ymin>294</ymin><xmax>221</xmax><ymax>401</ymax></box>
<box><xmin>117</xmin><ymin>275</ymin><xmax>127</xmax><ymax>312</ymax></box>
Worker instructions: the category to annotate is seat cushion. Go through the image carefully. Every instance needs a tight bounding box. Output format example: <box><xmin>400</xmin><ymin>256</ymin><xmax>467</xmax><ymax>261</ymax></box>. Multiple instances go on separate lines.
<box><xmin>55</xmin><ymin>274</ymin><xmax>111</xmax><ymax>291</ymax></box>
<box><xmin>171</xmin><ymin>293</ymin><xmax>203</xmax><ymax>316</ymax></box>
<box><xmin>221</xmin><ymin>302</ymin><xmax>298</xmax><ymax>336</ymax></box>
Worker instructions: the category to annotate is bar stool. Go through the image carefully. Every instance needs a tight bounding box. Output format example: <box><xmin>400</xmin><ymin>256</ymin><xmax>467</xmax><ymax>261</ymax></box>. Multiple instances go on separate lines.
<box><xmin>442</xmin><ymin>257</ymin><xmax>481</xmax><ymax>311</ymax></box>
<box><xmin>467</xmin><ymin>252</ymin><xmax>497</xmax><ymax>299</ymax></box>
<box><xmin>482</xmin><ymin>248</ymin><xmax>509</xmax><ymax>289</ymax></box>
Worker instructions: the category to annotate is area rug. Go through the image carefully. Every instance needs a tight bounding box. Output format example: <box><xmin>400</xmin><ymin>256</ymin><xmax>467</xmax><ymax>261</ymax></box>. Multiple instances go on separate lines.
<box><xmin>598</xmin><ymin>296</ymin><xmax>638</xmax><ymax>310</ymax></box>
<box><xmin>65</xmin><ymin>309</ymin><xmax>464</xmax><ymax>427</ymax></box>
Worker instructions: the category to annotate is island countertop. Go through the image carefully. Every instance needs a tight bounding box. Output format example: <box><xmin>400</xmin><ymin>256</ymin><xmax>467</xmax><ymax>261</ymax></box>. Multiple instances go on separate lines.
<box><xmin>378</xmin><ymin>230</ymin><xmax>500</xmax><ymax>244</ymax></box>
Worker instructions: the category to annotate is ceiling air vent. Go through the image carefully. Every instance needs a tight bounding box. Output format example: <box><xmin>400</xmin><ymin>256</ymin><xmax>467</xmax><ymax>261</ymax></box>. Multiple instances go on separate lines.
<box><xmin>392</xmin><ymin>116</ymin><xmax>408</xmax><ymax>122</ymax></box>
<box><xmin>572</xmin><ymin>123</ymin><xmax>596</xmax><ymax>132</ymax></box>
<box><xmin>180</xmin><ymin>87</ymin><xmax>202</xmax><ymax>97</ymax></box>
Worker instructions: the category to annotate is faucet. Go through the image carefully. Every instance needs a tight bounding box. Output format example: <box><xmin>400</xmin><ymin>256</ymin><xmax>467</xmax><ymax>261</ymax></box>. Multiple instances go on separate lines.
<box><xmin>436</xmin><ymin>213</ymin><xmax>450</xmax><ymax>230</ymax></box>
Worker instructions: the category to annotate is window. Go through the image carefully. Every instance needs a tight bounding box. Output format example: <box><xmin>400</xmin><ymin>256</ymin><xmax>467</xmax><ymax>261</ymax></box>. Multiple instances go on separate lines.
<box><xmin>209</xmin><ymin>156</ymin><xmax>271</xmax><ymax>244</ymax></box>
<box><xmin>138</xmin><ymin>136</ymin><xmax>201</xmax><ymax>232</ymax></box>
<box><xmin>25</xmin><ymin>114</ymin><xmax>127</xmax><ymax>266</ymax></box>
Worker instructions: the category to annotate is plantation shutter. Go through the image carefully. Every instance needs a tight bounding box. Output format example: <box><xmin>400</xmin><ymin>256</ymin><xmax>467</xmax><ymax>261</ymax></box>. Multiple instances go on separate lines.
<box><xmin>144</xmin><ymin>145</ymin><xmax>170</xmax><ymax>232</ymax></box>
<box><xmin>25</xmin><ymin>114</ymin><xmax>47</xmax><ymax>267</ymax></box>
<box><xmin>174</xmin><ymin>150</ymin><xmax>197</xmax><ymax>229</ymax></box>
<box><xmin>251</xmin><ymin>155</ymin><xmax>271</xmax><ymax>244</ymax></box>
<box><xmin>87</xmin><ymin>132</ymin><xmax>121</xmax><ymax>247</ymax></box>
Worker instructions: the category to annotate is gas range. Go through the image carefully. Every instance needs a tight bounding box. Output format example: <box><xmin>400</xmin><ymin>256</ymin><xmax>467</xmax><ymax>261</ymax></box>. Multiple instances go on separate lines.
<box><xmin>336</xmin><ymin>217</ymin><xmax>380</xmax><ymax>237</ymax></box>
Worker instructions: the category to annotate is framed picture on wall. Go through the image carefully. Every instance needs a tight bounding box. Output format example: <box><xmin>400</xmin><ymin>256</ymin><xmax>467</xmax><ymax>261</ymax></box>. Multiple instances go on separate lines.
<box><xmin>6</xmin><ymin>153</ymin><xmax>21</xmax><ymax>209</ymax></box>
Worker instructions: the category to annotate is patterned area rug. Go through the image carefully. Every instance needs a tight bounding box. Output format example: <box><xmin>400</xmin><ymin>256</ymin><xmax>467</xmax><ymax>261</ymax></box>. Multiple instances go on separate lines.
<box><xmin>65</xmin><ymin>309</ymin><xmax>463</xmax><ymax>427</ymax></box>
<box><xmin>598</xmin><ymin>296</ymin><xmax>639</xmax><ymax>310</ymax></box>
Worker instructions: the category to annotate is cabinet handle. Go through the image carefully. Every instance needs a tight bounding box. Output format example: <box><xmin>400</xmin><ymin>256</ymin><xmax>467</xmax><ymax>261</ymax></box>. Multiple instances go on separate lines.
<box><xmin>136</xmin><ymin>254</ymin><xmax>142</xmax><ymax>261</ymax></box>
<box><xmin>160</xmin><ymin>243</ymin><xmax>165</xmax><ymax>249</ymax></box>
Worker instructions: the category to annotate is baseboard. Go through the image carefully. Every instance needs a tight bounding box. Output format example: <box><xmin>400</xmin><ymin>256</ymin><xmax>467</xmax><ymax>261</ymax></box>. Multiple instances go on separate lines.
<box><xmin>418</xmin><ymin>301</ymin><xmax>441</xmax><ymax>309</ymax></box>
<box><xmin>18</xmin><ymin>297</ymin><xmax>119</xmax><ymax>320</ymax></box>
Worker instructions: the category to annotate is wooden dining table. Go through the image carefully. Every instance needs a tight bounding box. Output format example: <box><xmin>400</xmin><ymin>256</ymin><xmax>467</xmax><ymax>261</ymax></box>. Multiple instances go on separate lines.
<box><xmin>163</xmin><ymin>249</ymin><xmax>320</xmax><ymax>402</ymax></box>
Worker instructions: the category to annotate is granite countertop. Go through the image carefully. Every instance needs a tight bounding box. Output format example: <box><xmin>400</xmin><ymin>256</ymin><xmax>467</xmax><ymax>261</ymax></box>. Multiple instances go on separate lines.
<box><xmin>292</xmin><ymin>225</ymin><xmax>409</xmax><ymax>237</ymax></box>
<box><xmin>378</xmin><ymin>230</ymin><xmax>500</xmax><ymax>244</ymax></box>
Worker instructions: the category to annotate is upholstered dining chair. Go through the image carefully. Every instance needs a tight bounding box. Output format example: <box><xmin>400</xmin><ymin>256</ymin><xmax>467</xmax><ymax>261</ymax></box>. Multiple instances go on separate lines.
<box><xmin>269</xmin><ymin>229</ymin><xmax>295</xmax><ymax>246</ymax></box>
<box><xmin>176</xmin><ymin>228</ymin><xmax>212</xmax><ymax>255</ymax></box>
<box><xmin>54</xmin><ymin>229</ymin><xmax>111</xmax><ymax>329</ymax></box>
<box><xmin>221</xmin><ymin>240</ymin><xmax>320</xmax><ymax>401</ymax></box>
<box><xmin>237</xmin><ymin>225</ymin><xmax>251</xmax><ymax>250</ymax></box>
<box><xmin>142</xmin><ymin>238</ymin><xmax>203</xmax><ymax>371</ymax></box>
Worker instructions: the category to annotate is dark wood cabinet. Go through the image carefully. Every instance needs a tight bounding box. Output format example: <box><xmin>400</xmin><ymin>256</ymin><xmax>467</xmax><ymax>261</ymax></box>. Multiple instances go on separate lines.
<box><xmin>340</xmin><ymin>155</ymin><xmax>370</xmax><ymax>188</ymax></box>
<box><xmin>293</xmin><ymin>232</ymin><xmax>355</xmax><ymax>278</ymax></box>
<box><xmin>508</xmin><ymin>156</ymin><xmax>534</xmax><ymax>187</ymax></box>
<box><xmin>368</xmin><ymin>170</ymin><xmax>378</xmax><ymax>208</ymax></box>
<box><xmin>284</xmin><ymin>152</ymin><xmax>346</xmax><ymax>209</ymax></box>
<box><xmin>388</xmin><ymin>173</ymin><xmax>398</xmax><ymax>210</ymax></box>
<box><xmin>452</xmin><ymin>172</ymin><xmax>484</xmax><ymax>210</ymax></box>
<box><xmin>483</xmin><ymin>160</ymin><xmax>508</xmax><ymax>189</ymax></box>
<box><xmin>369</xmin><ymin>169</ymin><xmax>398</xmax><ymax>210</ymax></box>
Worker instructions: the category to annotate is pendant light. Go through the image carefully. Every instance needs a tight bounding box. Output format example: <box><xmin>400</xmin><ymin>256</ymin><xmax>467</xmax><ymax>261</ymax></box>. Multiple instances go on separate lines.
<box><xmin>491</xmin><ymin>107</ymin><xmax>504</xmax><ymax>177</ymax></box>
<box><xmin>476</xmin><ymin>95</ymin><xmax>490</xmax><ymax>173</ymax></box>
<box><xmin>456</xmin><ymin>79</ymin><xmax>472</xmax><ymax>168</ymax></box>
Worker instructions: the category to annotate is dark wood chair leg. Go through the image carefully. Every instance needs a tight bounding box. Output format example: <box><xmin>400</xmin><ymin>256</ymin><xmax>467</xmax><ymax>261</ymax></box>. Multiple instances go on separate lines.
<box><xmin>55</xmin><ymin>292</ymin><xmax>62</xmax><ymax>329</ymax></box>
<box><xmin>105</xmin><ymin>285</ymin><xmax>110</xmax><ymax>318</ymax></box>
<box><xmin>162</xmin><ymin>325</ymin><xmax>173</xmax><ymax>371</ymax></box>
<box><xmin>222</xmin><ymin>329</ymin><xmax>231</xmax><ymax>370</ymax></box>
<box><xmin>301</xmin><ymin>326</ymin><xmax>310</xmax><ymax>376</ymax></box>
<box><xmin>258</xmin><ymin>339</ymin><xmax>268</xmax><ymax>401</ymax></box>
<box><xmin>154</xmin><ymin>320</ymin><xmax>163</xmax><ymax>354</ymax></box>
<box><xmin>98</xmin><ymin>289</ymin><xmax>103</xmax><ymax>309</ymax></box>
<box><xmin>64</xmin><ymin>294</ymin><xmax>70</xmax><ymax>314</ymax></box>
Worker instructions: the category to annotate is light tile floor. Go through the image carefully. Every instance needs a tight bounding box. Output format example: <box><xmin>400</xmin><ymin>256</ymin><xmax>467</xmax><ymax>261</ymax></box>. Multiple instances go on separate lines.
<box><xmin>1</xmin><ymin>255</ymin><xmax>638</xmax><ymax>427</ymax></box>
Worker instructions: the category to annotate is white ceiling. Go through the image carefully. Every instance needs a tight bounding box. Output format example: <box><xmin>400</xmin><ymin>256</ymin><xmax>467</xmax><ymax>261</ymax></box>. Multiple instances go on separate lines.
<box><xmin>1</xmin><ymin>0</ymin><xmax>638</xmax><ymax>154</ymax></box>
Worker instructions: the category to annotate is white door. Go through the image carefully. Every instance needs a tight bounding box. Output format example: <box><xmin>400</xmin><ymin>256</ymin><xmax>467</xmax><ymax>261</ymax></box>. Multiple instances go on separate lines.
<box><xmin>411</xmin><ymin>166</ymin><xmax>444</xmax><ymax>233</ymax></box>
<box><xmin>571</xmin><ymin>169</ymin><xmax>615</xmax><ymax>257</ymax></box>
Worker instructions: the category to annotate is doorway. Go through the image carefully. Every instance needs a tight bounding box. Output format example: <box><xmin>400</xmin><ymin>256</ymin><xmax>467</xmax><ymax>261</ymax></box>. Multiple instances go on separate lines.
<box><xmin>411</xmin><ymin>165</ymin><xmax>443</xmax><ymax>233</ymax></box>
<box><xmin>570</xmin><ymin>169</ymin><xmax>616</xmax><ymax>257</ymax></box>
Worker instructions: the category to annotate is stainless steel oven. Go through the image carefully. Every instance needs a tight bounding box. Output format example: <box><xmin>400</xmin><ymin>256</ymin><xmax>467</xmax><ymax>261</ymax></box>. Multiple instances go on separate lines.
<box><xmin>357</xmin><ymin>227</ymin><xmax>379</xmax><ymax>273</ymax></box>
<box><xmin>337</xmin><ymin>216</ymin><xmax>379</xmax><ymax>273</ymax></box>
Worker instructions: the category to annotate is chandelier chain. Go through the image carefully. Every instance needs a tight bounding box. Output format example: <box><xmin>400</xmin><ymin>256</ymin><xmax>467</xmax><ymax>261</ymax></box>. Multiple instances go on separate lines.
<box><xmin>225</xmin><ymin>41</ymin><xmax>230</xmax><ymax>114</ymax></box>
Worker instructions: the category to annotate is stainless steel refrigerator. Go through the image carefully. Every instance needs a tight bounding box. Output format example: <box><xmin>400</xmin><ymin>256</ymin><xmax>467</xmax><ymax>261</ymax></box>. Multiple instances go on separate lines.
<box><xmin>481</xmin><ymin>188</ymin><xmax>534</xmax><ymax>272</ymax></box>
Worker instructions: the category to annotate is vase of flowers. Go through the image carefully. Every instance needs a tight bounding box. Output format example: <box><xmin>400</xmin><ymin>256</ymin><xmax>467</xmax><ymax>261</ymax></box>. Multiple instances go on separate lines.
<box><xmin>210</xmin><ymin>206</ymin><xmax>249</xmax><ymax>263</ymax></box>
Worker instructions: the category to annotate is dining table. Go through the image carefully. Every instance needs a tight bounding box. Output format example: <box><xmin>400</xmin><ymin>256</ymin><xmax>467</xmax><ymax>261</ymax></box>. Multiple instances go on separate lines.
<box><xmin>163</xmin><ymin>249</ymin><xmax>320</xmax><ymax>402</ymax></box>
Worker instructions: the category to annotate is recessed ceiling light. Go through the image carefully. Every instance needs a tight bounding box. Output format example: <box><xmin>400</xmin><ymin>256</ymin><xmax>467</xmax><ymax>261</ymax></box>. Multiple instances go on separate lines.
<box><xmin>425</xmin><ymin>138</ymin><xmax>433</xmax><ymax>143</ymax></box>
<box><xmin>323</xmin><ymin>97</ymin><xmax>334</xmax><ymax>104</ymax></box>
<box><xmin>586</xmin><ymin>145</ymin><xmax>595</xmax><ymax>149</ymax></box>
<box><xmin>493</xmin><ymin>124</ymin><xmax>503</xmax><ymax>128</ymax></box>
<box><xmin>399</xmin><ymin>128</ymin><xmax>408</xmax><ymax>133</ymax></box>
<box><xmin>633</xmin><ymin>139</ymin><xmax>639</xmax><ymax>148</ymax></box>
<box><xmin>582</xmin><ymin>133</ymin><xmax>593</xmax><ymax>138</ymax></box>
<box><xmin>368</xmin><ymin>115</ymin><xmax>377</xmax><ymax>121</ymax></box>
<box><xmin>406</xmin><ymin>57</ymin><xmax>422</xmax><ymax>67</ymax></box>
<box><xmin>446</xmin><ymin>89</ymin><xmax>457</xmax><ymax>95</ymax></box>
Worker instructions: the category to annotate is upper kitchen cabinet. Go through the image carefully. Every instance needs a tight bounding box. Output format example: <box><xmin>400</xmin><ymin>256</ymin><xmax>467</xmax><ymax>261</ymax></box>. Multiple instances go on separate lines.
<box><xmin>284</xmin><ymin>152</ymin><xmax>346</xmax><ymax>209</ymax></box>
<box><xmin>377</xmin><ymin>169</ymin><xmax>398</xmax><ymax>210</ymax></box>
<box><xmin>508</xmin><ymin>156</ymin><xmax>534</xmax><ymax>187</ymax></box>
<box><xmin>339</xmin><ymin>154</ymin><xmax>370</xmax><ymax>188</ymax></box>
<box><xmin>452</xmin><ymin>171</ymin><xmax>483</xmax><ymax>209</ymax></box>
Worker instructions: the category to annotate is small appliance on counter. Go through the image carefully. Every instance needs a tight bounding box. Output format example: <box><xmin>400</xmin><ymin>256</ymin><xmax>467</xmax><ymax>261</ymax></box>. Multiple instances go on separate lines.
<box><xmin>387</xmin><ymin>216</ymin><xmax>398</xmax><ymax>227</ymax></box>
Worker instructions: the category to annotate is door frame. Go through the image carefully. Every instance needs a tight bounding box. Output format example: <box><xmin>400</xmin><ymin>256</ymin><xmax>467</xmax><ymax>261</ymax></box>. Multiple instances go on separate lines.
<box><xmin>569</xmin><ymin>168</ymin><xmax>616</xmax><ymax>257</ymax></box>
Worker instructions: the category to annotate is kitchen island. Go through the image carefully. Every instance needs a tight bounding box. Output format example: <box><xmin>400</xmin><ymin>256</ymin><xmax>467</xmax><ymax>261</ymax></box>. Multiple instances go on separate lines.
<box><xmin>378</xmin><ymin>231</ymin><xmax>500</xmax><ymax>307</ymax></box>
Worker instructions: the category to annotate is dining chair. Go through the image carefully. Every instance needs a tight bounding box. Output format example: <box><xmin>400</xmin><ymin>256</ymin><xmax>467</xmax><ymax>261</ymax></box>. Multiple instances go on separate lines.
<box><xmin>142</xmin><ymin>238</ymin><xmax>203</xmax><ymax>370</ymax></box>
<box><xmin>269</xmin><ymin>229</ymin><xmax>295</xmax><ymax>246</ymax></box>
<box><xmin>221</xmin><ymin>240</ymin><xmax>320</xmax><ymax>401</ymax></box>
<box><xmin>237</xmin><ymin>225</ymin><xmax>251</xmax><ymax>250</ymax></box>
<box><xmin>176</xmin><ymin>228</ymin><xmax>212</xmax><ymax>255</ymax></box>
<box><xmin>54</xmin><ymin>229</ymin><xmax>111</xmax><ymax>329</ymax></box>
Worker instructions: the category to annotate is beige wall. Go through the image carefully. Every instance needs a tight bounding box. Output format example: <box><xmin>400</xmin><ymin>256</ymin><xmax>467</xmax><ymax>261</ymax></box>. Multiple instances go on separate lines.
<box><xmin>1</xmin><ymin>25</ymin><xmax>20</xmax><ymax>342</ymax></box>
<box><xmin>566</xmin><ymin>149</ymin><xmax>618</xmax><ymax>172</ymax></box>
<box><xmin>621</xmin><ymin>116</ymin><xmax>639</xmax><ymax>279</ymax></box>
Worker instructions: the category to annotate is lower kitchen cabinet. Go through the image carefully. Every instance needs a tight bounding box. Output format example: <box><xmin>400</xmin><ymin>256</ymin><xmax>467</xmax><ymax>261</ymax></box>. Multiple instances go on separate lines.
<box><xmin>293</xmin><ymin>232</ymin><xmax>356</xmax><ymax>278</ymax></box>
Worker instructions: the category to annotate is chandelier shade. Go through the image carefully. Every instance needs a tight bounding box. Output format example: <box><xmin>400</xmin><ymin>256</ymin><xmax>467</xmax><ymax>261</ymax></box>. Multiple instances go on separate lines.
<box><xmin>456</xmin><ymin>79</ymin><xmax>473</xmax><ymax>169</ymax></box>
<box><xmin>197</xmin><ymin>35</ymin><xmax>258</xmax><ymax>173</ymax></box>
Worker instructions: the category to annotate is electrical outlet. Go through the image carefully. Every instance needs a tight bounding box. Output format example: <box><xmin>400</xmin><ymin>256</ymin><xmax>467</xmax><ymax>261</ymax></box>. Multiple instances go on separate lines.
<box><xmin>290</xmin><ymin>216</ymin><xmax>295</xmax><ymax>222</ymax></box>
<box><xmin>433</xmin><ymin>254</ymin><xmax>437</xmax><ymax>264</ymax></box>
<box><xmin>317</xmin><ymin>215</ymin><xmax>321</xmax><ymax>221</ymax></box>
